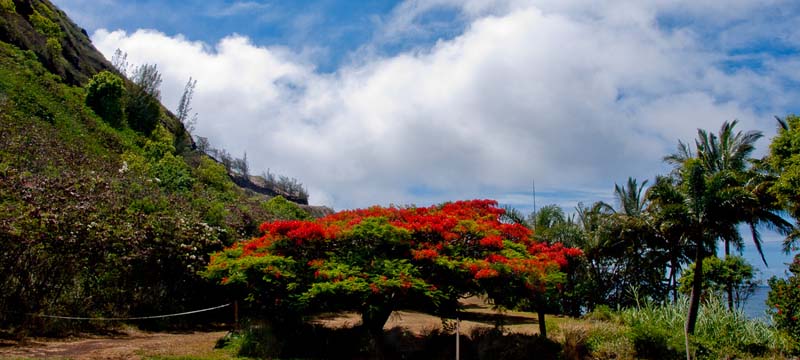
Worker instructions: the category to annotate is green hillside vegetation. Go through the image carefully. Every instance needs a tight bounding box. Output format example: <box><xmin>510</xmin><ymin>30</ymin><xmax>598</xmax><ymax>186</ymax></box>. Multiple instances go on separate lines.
<box><xmin>0</xmin><ymin>0</ymin><xmax>316</xmax><ymax>335</ymax></box>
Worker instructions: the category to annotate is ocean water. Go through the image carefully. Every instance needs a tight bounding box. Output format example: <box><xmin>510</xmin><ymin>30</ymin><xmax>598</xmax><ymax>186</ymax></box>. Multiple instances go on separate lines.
<box><xmin>734</xmin><ymin>240</ymin><xmax>794</xmax><ymax>283</ymax></box>
<box><xmin>742</xmin><ymin>286</ymin><xmax>771</xmax><ymax>320</ymax></box>
<box><xmin>726</xmin><ymin>239</ymin><xmax>793</xmax><ymax>321</ymax></box>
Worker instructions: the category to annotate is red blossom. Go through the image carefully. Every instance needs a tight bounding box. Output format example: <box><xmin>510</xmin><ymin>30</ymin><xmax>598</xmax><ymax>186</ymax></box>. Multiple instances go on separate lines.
<box><xmin>308</xmin><ymin>259</ymin><xmax>324</xmax><ymax>267</ymax></box>
<box><xmin>212</xmin><ymin>198</ymin><xmax>581</xmax><ymax>305</ymax></box>
<box><xmin>412</xmin><ymin>248</ymin><xmax>439</xmax><ymax>260</ymax></box>
<box><xmin>479</xmin><ymin>235</ymin><xmax>504</xmax><ymax>249</ymax></box>
<box><xmin>486</xmin><ymin>254</ymin><xmax>508</xmax><ymax>263</ymax></box>
<box><xmin>475</xmin><ymin>268</ymin><xmax>499</xmax><ymax>279</ymax></box>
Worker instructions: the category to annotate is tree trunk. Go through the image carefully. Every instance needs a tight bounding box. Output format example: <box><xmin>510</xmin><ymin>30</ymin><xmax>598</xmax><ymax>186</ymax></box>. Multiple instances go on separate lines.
<box><xmin>537</xmin><ymin>308</ymin><xmax>547</xmax><ymax>339</ymax></box>
<box><xmin>670</xmin><ymin>256</ymin><xmax>679</xmax><ymax>303</ymax></box>
<box><xmin>685</xmin><ymin>243</ymin><xmax>705</xmax><ymax>359</ymax></box>
<box><xmin>362</xmin><ymin>304</ymin><xmax>393</xmax><ymax>358</ymax></box>
<box><xmin>724</xmin><ymin>242</ymin><xmax>733</xmax><ymax>311</ymax></box>
<box><xmin>362</xmin><ymin>306</ymin><xmax>392</xmax><ymax>335</ymax></box>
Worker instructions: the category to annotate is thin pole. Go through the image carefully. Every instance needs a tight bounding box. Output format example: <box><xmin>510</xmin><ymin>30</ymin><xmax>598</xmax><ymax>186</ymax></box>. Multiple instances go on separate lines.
<box><xmin>532</xmin><ymin>179</ymin><xmax>537</xmax><ymax>232</ymax></box>
<box><xmin>456</xmin><ymin>317</ymin><xmax>460</xmax><ymax>360</ymax></box>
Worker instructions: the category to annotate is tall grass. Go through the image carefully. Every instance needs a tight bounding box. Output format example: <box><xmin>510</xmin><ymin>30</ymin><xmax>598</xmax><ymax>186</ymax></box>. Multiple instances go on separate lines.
<box><xmin>620</xmin><ymin>296</ymin><xmax>789</xmax><ymax>359</ymax></box>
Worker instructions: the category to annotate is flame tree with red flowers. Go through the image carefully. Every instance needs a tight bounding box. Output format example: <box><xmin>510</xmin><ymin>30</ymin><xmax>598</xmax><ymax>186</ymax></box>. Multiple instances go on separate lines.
<box><xmin>205</xmin><ymin>199</ymin><xmax>581</xmax><ymax>338</ymax></box>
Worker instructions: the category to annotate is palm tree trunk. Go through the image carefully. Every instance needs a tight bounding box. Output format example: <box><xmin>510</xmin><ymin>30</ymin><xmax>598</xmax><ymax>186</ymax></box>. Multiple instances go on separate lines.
<box><xmin>685</xmin><ymin>243</ymin><xmax>705</xmax><ymax>359</ymax></box>
<box><xmin>670</xmin><ymin>256</ymin><xmax>679</xmax><ymax>303</ymax></box>
<box><xmin>724</xmin><ymin>241</ymin><xmax>733</xmax><ymax>310</ymax></box>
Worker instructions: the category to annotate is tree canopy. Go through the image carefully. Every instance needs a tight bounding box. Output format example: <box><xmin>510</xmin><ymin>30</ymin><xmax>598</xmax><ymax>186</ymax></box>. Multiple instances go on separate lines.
<box><xmin>205</xmin><ymin>199</ymin><xmax>581</xmax><ymax>333</ymax></box>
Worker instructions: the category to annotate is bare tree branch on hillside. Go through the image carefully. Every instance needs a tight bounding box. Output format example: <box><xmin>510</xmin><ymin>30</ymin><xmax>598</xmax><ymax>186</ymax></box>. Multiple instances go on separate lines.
<box><xmin>176</xmin><ymin>77</ymin><xmax>197</xmax><ymax>133</ymax></box>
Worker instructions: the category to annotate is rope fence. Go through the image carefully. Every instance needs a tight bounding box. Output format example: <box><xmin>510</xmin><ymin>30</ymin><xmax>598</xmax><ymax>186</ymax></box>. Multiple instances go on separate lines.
<box><xmin>22</xmin><ymin>303</ymin><xmax>232</xmax><ymax>321</ymax></box>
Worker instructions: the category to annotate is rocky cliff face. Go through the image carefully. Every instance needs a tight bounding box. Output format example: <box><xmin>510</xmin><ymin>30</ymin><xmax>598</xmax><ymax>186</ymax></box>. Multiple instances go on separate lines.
<box><xmin>0</xmin><ymin>0</ymin><xmax>112</xmax><ymax>85</ymax></box>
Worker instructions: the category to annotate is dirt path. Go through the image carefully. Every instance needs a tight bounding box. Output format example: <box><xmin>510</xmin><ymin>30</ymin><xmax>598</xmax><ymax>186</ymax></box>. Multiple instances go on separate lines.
<box><xmin>314</xmin><ymin>296</ymin><xmax>542</xmax><ymax>336</ymax></box>
<box><xmin>0</xmin><ymin>330</ymin><xmax>229</xmax><ymax>360</ymax></box>
<box><xmin>0</xmin><ymin>298</ymin><xmax>544</xmax><ymax>359</ymax></box>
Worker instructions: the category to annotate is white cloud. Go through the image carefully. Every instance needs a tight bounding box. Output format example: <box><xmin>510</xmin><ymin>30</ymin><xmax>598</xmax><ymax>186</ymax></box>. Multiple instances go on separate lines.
<box><xmin>90</xmin><ymin>1</ymin><xmax>797</xmax><ymax>210</ymax></box>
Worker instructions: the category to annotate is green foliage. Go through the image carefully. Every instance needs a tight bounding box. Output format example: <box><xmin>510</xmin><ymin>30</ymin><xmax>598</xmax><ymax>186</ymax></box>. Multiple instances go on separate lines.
<box><xmin>770</xmin><ymin>114</ymin><xmax>800</xmax><ymax>247</ymax></box>
<box><xmin>195</xmin><ymin>157</ymin><xmax>233</xmax><ymax>192</ymax></box>
<box><xmin>768</xmin><ymin>254</ymin><xmax>800</xmax><ymax>351</ymax></box>
<box><xmin>125</xmin><ymin>89</ymin><xmax>160</xmax><ymax>134</ymax></box>
<box><xmin>45</xmin><ymin>37</ymin><xmax>61</xmax><ymax>57</ymax></box>
<box><xmin>29</xmin><ymin>10</ymin><xmax>62</xmax><ymax>38</ymax></box>
<box><xmin>584</xmin><ymin>304</ymin><xmax>616</xmax><ymax>322</ymax></box>
<box><xmin>152</xmin><ymin>153</ymin><xmax>195</xmax><ymax>191</ymax></box>
<box><xmin>628</xmin><ymin>321</ymin><xmax>683</xmax><ymax>359</ymax></box>
<box><xmin>678</xmin><ymin>255</ymin><xmax>757</xmax><ymax>307</ymax></box>
<box><xmin>85</xmin><ymin>71</ymin><xmax>125</xmax><ymax>127</ymax></box>
<box><xmin>125</xmin><ymin>65</ymin><xmax>163</xmax><ymax>134</ymax></box>
<box><xmin>0</xmin><ymin>0</ymin><xmax>15</xmax><ymax>13</ymax></box>
<box><xmin>620</xmin><ymin>296</ymin><xmax>788</xmax><ymax>359</ymax></box>
<box><xmin>203</xmin><ymin>200</ymin><xmax>228</xmax><ymax>227</ymax></box>
<box><xmin>262</xmin><ymin>195</ymin><xmax>310</xmax><ymax>220</ymax></box>
<box><xmin>0</xmin><ymin>40</ymin><xmax>272</xmax><ymax>335</ymax></box>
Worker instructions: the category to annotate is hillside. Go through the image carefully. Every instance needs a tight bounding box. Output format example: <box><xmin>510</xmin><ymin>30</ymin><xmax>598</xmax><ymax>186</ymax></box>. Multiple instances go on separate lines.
<box><xmin>0</xmin><ymin>0</ymin><xmax>328</xmax><ymax>334</ymax></box>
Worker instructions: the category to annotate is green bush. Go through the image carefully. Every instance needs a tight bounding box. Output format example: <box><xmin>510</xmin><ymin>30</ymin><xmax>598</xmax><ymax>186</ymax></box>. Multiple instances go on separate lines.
<box><xmin>629</xmin><ymin>323</ymin><xmax>682</xmax><ymax>359</ymax></box>
<box><xmin>678</xmin><ymin>255</ymin><xmax>756</xmax><ymax>307</ymax></box>
<box><xmin>126</xmin><ymin>89</ymin><xmax>160</xmax><ymax>134</ymax></box>
<box><xmin>29</xmin><ymin>10</ymin><xmax>62</xmax><ymax>38</ymax></box>
<box><xmin>1</xmin><ymin>0</ymin><xmax>15</xmax><ymax>13</ymax></box>
<box><xmin>261</xmin><ymin>195</ymin><xmax>310</xmax><ymax>220</ymax></box>
<box><xmin>585</xmin><ymin>304</ymin><xmax>615</xmax><ymax>322</ymax></box>
<box><xmin>152</xmin><ymin>153</ymin><xmax>195</xmax><ymax>191</ymax></box>
<box><xmin>620</xmin><ymin>296</ymin><xmax>788</xmax><ymax>359</ymax></box>
<box><xmin>203</xmin><ymin>201</ymin><xmax>228</xmax><ymax>227</ymax></box>
<box><xmin>768</xmin><ymin>254</ymin><xmax>800</xmax><ymax>352</ymax></box>
<box><xmin>85</xmin><ymin>71</ymin><xmax>125</xmax><ymax>127</ymax></box>
<box><xmin>194</xmin><ymin>157</ymin><xmax>233</xmax><ymax>192</ymax></box>
<box><xmin>45</xmin><ymin>37</ymin><xmax>61</xmax><ymax>58</ymax></box>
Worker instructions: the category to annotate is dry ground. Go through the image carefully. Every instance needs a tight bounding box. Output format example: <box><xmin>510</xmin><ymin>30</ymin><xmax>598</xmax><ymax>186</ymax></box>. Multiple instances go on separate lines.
<box><xmin>0</xmin><ymin>330</ymin><xmax>229</xmax><ymax>360</ymax></box>
<box><xmin>0</xmin><ymin>297</ymin><xmax>550</xmax><ymax>359</ymax></box>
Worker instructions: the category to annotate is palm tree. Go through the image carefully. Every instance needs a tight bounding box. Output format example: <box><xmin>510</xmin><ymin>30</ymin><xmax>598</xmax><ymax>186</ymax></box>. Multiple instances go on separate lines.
<box><xmin>665</xmin><ymin>120</ymin><xmax>786</xmax><ymax>310</ymax></box>
<box><xmin>604</xmin><ymin>177</ymin><xmax>649</xmax><ymax>217</ymax></box>
<box><xmin>647</xmin><ymin>176</ymin><xmax>692</xmax><ymax>302</ymax></box>
<box><xmin>661</xmin><ymin>159</ymin><xmax>749</xmax><ymax>359</ymax></box>
<box><xmin>660</xmin><ymin>121</ymin><xmax>793</xmax><ymax>359</ymax></box>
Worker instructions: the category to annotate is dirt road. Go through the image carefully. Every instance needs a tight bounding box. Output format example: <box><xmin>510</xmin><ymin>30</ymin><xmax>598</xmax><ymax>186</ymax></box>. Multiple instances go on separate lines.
<box><xmin>0</xmin><ymin>330</ymin><xmax>229</xmax><ymax>360</ymax></box>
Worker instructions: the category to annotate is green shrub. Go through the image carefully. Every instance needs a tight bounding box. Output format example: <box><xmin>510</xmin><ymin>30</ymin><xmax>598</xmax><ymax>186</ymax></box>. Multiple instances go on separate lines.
<box><xmin>261</xmin><ymin>195</ymin><xmax>310</xmax><ymax>220</ymax></box>
<box><xmin>45</xmin><ymin>37</ymin><xmax>61</xmax><ymax>58</ymax></box>
<box><xmin>152</xmin><ymin>153</ymin><xmax>195</xmax><ymax>192</ymax></box>
<box><xmin>126</xmin><ymin>89</ymin><xmax>160</xmax><ymax>134</ymax></box>
<box><xmin>584</xmin><ymin>322</ymin><xmax>635</xmax><ymax>359</ymax></box>
<box><xmin>1</xmin><ymin>0</ymin><xmax>15</xmax><ymax>13</ymax></box>
<box><xmin>629</xmin><ymin>322</ymin><xmax>682</xmax><ymax>359</ymax></box>
<box><xmin>195</xmin><ymin>157</ymin><xmax>233</xmax><ymax>192</ymax></box>
<box><xmin>585</xmin><ymin>304</ymin><xmax>615</xmax><ymax>322</ymax></box>
<box><xmin>29</xmin><ymin>10</ymin><xmax>62</xmax><ymax>38</ymax></box>
<box><xmin>204</xmin><ymin>201</ymin><xmax>228</xmax><ymax>227</ymax></box>
<box><xmin>620</xmin><ymin>296</ymin><xmax>788</xmax><ymax>359</ymax></box>
<box><xmin>768</xmin><ymin>254</ymin><xmax>800</xmax><ymax>352</ymax></box>
<box><xmin>679</xmin><ymin>255</ymin><xmax>756</xmax><ymax>307</ymax></box>
<box><xmin>85</xmin><ymin>71</ymin><xmax>125</xmax><ymax>127</ymax></box>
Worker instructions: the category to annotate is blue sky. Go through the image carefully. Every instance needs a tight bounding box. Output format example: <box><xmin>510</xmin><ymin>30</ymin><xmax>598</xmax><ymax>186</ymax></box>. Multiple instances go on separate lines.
<box><xmin>51</xmin><ymin>1</ymin><xmax>800</xmax><ymax>275</ymax></box>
